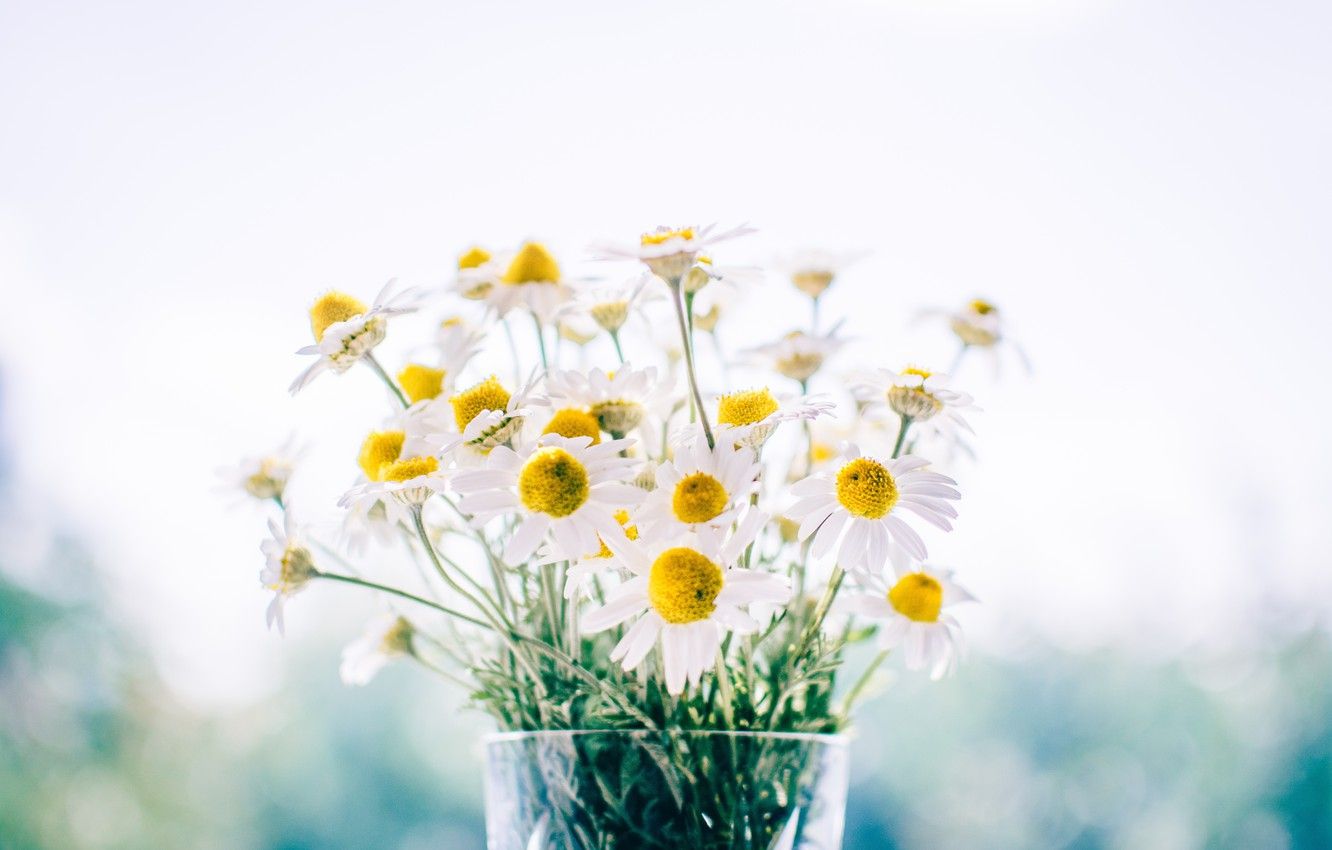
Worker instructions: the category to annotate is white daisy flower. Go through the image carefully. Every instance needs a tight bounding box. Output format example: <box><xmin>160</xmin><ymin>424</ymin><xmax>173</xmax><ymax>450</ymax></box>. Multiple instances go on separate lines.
<box><xmin>536</xmin><ymin>508</ymin><xmax>641</xmax><ymax>601</ymax></box>
<box><xmin>483</xmin><ymin>241</ymin><xmax>573</xmax><ymax>323</ymax></box>
<box><xmin>560</xmin><ymin>272</ymin><xmax>662</xmax><ymax>336</ymax></box>
<box><xmin>581</xmin><ymin>511</ymin><xmax>791</xmax><ymax>695</ymax></box>
<box><xmin>638</xmin><ymin>426</ymin><xmax>760</xmax><ymax>535</ymax></box>
<box><xmin>853</xmin><ymin>366</ymin><xmax>978</xmax><ymax>437</ymax></box>
<box><xmin>340</xmin><ymin>614</ymin><xmax>415</xmax><ymax>686</ymax></box>
<box><xmin>774</xmin><ymin>249</ymin><xmax>867</xmax><ymax>300</ymax></box>
<box><xmin>840</xmin><ymin>557</ymin><xmax>974</xmax><ymax>680</ymax></box>
<box><xmin>927</xmin><ymin>298</ymin><xmax>1031</xmax><ymax>376</ymax></box>
<box><xmin>451</xmin><ymin>245</ymin><xmax>503</xmax><ymax>301</ymax></box>
<box><xmin>786</xmin><ymin>444</ymin><xmax>960</xmax><ymax>569</ymax></box>
<box><xmin>217</xmin><ymin>439</ymin><xmax>298</xmax><ymax>504</ymax></box>
<box><xmin>746</xmin><ymin>329</ymin><xmax>847</xmax><ymax>385</ymax></box>
<box><xmin>259</xmin><ymin>512</ymin><xmax>318</xmax><ymax>634</ymax></box>
<box><xmin>340</xmin><ymin>449</ymin><xmax>454</xmax><ymax>511</ymax></box>
<box><xmin>545</xmin><ymin>363</ymin><xmax>673</xmax><ymax>439</ymax></box>
<box><xmin>289</xmin><ymin>280</ymin><xmax>422</xmax><ymax>394</ymax></box>
<box><xmin>706</xmin><ymin>387</ymin><xmax>834</xmax><ymax>448</ymax></box>
<box><xmin>593</xmin><ymin>224</ymin><xmax>756</xmax><ymax>284</ymax></box>
<box><xmin>451</xmin><ymin>434</ymin><xmax>644</xmax><ymax>566</ymax></box>
<box><xmin>434</xmin><ymin>372</ymin><xmax>544</xmax><ymax>460</ymax></box>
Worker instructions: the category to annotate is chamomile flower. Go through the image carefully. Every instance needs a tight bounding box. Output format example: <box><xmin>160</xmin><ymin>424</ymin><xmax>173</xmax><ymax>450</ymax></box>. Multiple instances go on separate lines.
<box><xmin>774</xmin><ymin>249</ymin><xmax>867</xmax><ymax>300</ymax></box>
<box><xmin>638</xmin><ymin>426</ymin><xmax>760</xmax><ymax>535</ymax></box>
<box><xmin>537</xmin><ymin>508</ymin><xmax>641</xmax><ymax>600</ymax></box>
<box><xmin>290</xmin><ymin>280</ymin><xmax>421</xmax><ymax>393</ymax></box>
<box><xmin>561</xmin><ymin>273</ymin><xmax>661</xmax><ymax>335</ymax></box>
<box><xmin>786</xmin><ymin>444</ymin><xmax>960</xmax><ymax>568</ymax></box>
<box><xmin>545</xmin><ymin>363</ymin><xmax>672</xmax><ymax>438</ymax></box>
<box><xmin>453</xmin><ymin>245</ymin><xmax>503</xmax><ymax>301</ymax></box>
<box><xmin>928</xmin><ymin>298</ymin><xmax>1031</xmax><ymax>376</ymax></box>
<box><xmin>840</xmin><ymin>558</ymin><xmax>974</xmax><ymax>679</ymax></box>
<box><xmin>593</xmin><ymin>224</ymin><xmax>756</xmax><ymax>284</ymax></box>
<box><xmin>708</xmin><ymin>387</ymin><xmax>834</xmax><ymax>447</ymax></box>
<box><xmin>440</xmin><ymin>372</ymin><xmax>543</xmax><ymax>459</ymax></box>
<box><xmin>218</xmin><ymin>440</ymin><xmax>298</xmax><ymax>503</ymax></box>
<box><xmin>451</xmin><ymin>434</ymin><xmax>644</xmax><ymax>566</ymax></box>
<box><xmin>581</xmin><ymin>511</ymin><xmax>791</xmax><ymax>695</ymax></box>
<box><xmin>747</xmin><ymin>330</ymin><xmax>847</xmax><ymax>384</ymax></box>
<box><xmin>259</xmin><ymin>512</ymin><xmax>318</xmax><ymax>634</ymax></box>
<box><xmin>854</xmin><ymin>367</ymin><xmax>977</xmax><ymax>437</ymax></box>
<box><xmin>340</xmin><ymin>614</ymin><xmax>415</xmax><ymax>685</ymax></box>
<box><xmin>484</xmin><ymin>241</ymin><xmax>573</xmax><ymax>322</ymax></box>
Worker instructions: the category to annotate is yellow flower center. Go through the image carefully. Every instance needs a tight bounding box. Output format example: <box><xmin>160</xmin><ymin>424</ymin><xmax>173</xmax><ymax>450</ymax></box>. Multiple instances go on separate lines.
<box><xmin>397</xmin><ymin>363</ymin><xmax>446</xmax><ymax>404</ymax></box>
<box><xmin>440</xmin><ymin>316</ymin><xmax>464</xmax><ymax>328</ymax></box>
<box><xmin>543</xmin><ymin>407</ymin><xmax>602</xmax><ymax>445</ymax></box>
<box><xmin>717</xmin><ymin>388</ymin><xmax>779</xmax><ymax>427</ymax></box>
<box><xmin>518</xmin><ymin>447</ymin><xmax>589</xmax><ymax>518</ymax></box>
<box><xmin>590</xmin><ymin>399</ymin><xmax>645</xmax><ymax>435</ymax></box>
<box><xmin>309</xmin><ymin>291</ymin><xmax>368</xmax><ymax>342</ymax></box>
<box><xmin>641</xmin><ymin>227</ymin><xmax>696</xmax><ymax>246</ymax></box>
<box><xmin>969</xmin><ymin>299</ymin><xmax>996</xmax><ymax>315</ymax></box>
<box><xmin>693</xmin><ymin>303</ymin><xmax>721</xmax><ymax>333</ymax></box>
<box><xmin>835</xmin><ymin>457</ymin><xmax>898</xmax><ymax>519</ymax></box>
<box><xmin>591</xmin><ymin>509</ymin><xmax>639</xmax><ymax>559</ymax></box>
<box><xmin>671</xmin><ymin>472</ymin><xmax>729</xmax><ymax>524</ymax></box>
<box><xmin>380</xmin><ymin>455</ymin><xmax>438</xmax><ymax>482</ymax></box>
<box><xmin>590</xmin><ymin>300</ymin><xmax>630</xmax><ymax>332</ymax></box>
<box><xmin>279</xmin><ymin>544</ymin><xmax>317</xmax><ymax>585</ymax></box>
<box><xmin>458</xmin><ymin>246</ymin><xmax>491</xmax><ymax>270</ymax></box>
<box><xmin>792</xmin><ymin>269</ymin><xmax>834</xmax><ymax>299</ymax></box>
<box><xmin>901</xmin><ymin>366</ymin><xmax>933</xmax><ymax>380</ymax></box>
<box><xmin>381</xmin><ymin>617</ymin><xmax>415</xmax><ymax>654</ymax></box>
<box><xmin>648</xmin><ymin>547</ymin><xmax>723</xmax><ymax>624</ymax></box>
<box><xmin>450</xmin><ymin>376</ymin><xmax>511</xmax><ymax>430</ymax></box>
<box><xmin>811</xmin><ymin>442</ymin><xmax>837</xmax><ymax>465</ymax></box>
<box><xmin>244</xmin><ymin>457</ymin><xmax>291</xmax><ymax>500</ymax></box>
<box><xmin>358</xmin><ymin>430</ymin><xmax>406</xmax><ymax>481</ymax></box>
<box><xmin>503</xmin><ymin>242</ymin><xmax>561</xmax><ymax>284</ymax></box>
<box><xmin>888</xmin><ymin>573</ymin><xmax>943</xmax><ymax>623</ymax></box>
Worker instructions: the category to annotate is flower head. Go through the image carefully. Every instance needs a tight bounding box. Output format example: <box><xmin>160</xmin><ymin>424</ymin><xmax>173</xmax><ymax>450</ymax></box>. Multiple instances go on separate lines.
<box><xmin>775</xmin><ymin>249</ymin><xmax>866</xmax><ymax>300</ymax></box>
<box><xmin>340</xmin><ymin>615</ymin><xmax>415</xmax><ymax>685</ymax></box>
<box><xmin>290</xmin><ymin>280</ymin><xmax>422</xmax><ymax>394</ymax></box>
<box><xmin>545</xmin><ymin>363</ymin><xmax>672</xmax><ymax>438</ymax></box>
<box><xmin>218</xmin><ymin>441</ymin><xmax>298</xmax><ymax>503</ymax></box>
<box><xmin>259</xmin><ymin>513</ymin><xmax>318</xmax><ymax>633</ymax></box>
<box><xmin>593</xmin><ymin>224</ymin><xmax>756</xmax><ymax>284</ymax></box>
<box><xmin>747</xmin><ymin>330</ymin><xmax>846</xmax><ymax>384</ymax></box>
<box><xmin>638</xmin><ymin>427</ymin><xmax>761</xmax><ymax>535</ymax></box>
<box><xmin>708</xmin><ymin>387</ymin><xmax>833</xmax><ymax>447</ymax></box>
<box><xmin>853</xmin><ymin>367</ymin><xmax>978</xmax><ymax>437</ymax></box>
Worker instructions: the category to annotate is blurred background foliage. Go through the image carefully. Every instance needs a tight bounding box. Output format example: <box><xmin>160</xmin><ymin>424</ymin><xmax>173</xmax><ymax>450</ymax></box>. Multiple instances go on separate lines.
<box><xmin>3</xmin><ymin>442</ymin><xmax>1327</xmax><ymax>850</ymax></box>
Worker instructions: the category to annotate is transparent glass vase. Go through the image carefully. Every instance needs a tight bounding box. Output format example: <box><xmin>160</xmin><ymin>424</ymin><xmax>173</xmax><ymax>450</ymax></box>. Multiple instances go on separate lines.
<box><xmin>483</xmin><ymin>730</ymin><xmax>849</xmax><ymax>850</ymax></box>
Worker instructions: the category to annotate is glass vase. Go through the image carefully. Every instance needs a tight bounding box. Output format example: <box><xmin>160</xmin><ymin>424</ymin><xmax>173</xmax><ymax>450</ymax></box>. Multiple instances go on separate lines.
<box><xmin>483</xmin><ymin>730</ymin><xmax>849</xmax><ymax>850</ymax></box>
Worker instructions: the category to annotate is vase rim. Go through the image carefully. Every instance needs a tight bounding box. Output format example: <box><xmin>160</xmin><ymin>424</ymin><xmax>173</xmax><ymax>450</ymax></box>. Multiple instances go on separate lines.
<box><xmin>483</xmin><ymin>729</ymin><xmax>848</xmax><ymax>745</ymax></box>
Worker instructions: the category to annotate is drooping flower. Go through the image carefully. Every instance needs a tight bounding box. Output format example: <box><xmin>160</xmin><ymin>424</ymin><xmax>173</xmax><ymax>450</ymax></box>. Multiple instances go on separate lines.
<box><xmin>218</xmin><ymin>440</ymin><xmax>298</xmax><ymax>503</ymax></box>
<box><xmin>839</xmin><ymin>556</ymin><xmax>974</xmax><ymax>679</ymax></box>
<box><xmin>483</xmin><ymin>241</ymin><xmax>573</xmax><ymax>322</ymax></box>
<box><xmin>637</xmin><ymin>426</ymin><xmax>761</xmax><ymax>535</ymax></box>
<box><xmin>786</xmin><ymin>444</ymin><xmax>960</xmax><ymax>569</ymax></box>
<box><xmin>537</xmin><ymin>508</ymin><xmax>642</xmax><ymax>601</ymax></box>
<box><xmin>438</xmin><ymin>372</ymin><xmax>543</xmax><ymax>459</ymax></box>
<box><xmin>581</xmin><ymin>511</ymin><xmax>791</xmax><ymax>695</ymax></box>
<box><xmin>259</xmin><ymin>512</ymin><xmax>318</xmax><ymax>634</ymax></box>
<box><xmin>562</xmin><ymin>273</ymin><xmax>661</xmax><ymax>335</ymax></box>
<box><xmin>853</xmin><ymin>366</ymin><xmax>978</xmax><ymax>437</ymax></box>
<box><xmin>290</xmin><ymin>281</ymin><xmax>421</xmax><ymax>393</ymax></box>
<box><xmin>708</xmin><ymin>387</ymin><xmax>833</xmax><ymax>447</ymax></box>
<box><xmin>747</xmin><ymin>330</ymin><xmax>846</xmax><ymax>384</ymax></box>
<box><xmin>774</xmin><ymin>249</ymin><xmax>866</xmax><ymax>300</ymax></box>
<box><xmin>451</xmin><ymin>434</ymin><xmax>644</xmax><ymax>565</ymax></box>
<box><xmin>545</xmin><ymin>363</ymin><xmax>672</xmax><ymax>438</ymax></box>
<box><xmin>340</xmin><ymin>614</ymin><xmax>415</xmax><ymax>685</ymax></box>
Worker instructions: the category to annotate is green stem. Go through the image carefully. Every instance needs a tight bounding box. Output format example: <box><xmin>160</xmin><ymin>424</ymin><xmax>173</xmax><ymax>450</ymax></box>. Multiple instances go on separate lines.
<box><xmin>609</xmin><ymin>328</ymin><xmax>626</xmax><ymax>365</ymax></box>
<box><xmin>838</xmin><ymin>649</ymin><xmax>891</xmax><ymax>721</ymax></box>
<box><xmin>531</xmin><ymin>311</ymin><xmax>548</xmax><ymax>370</ymax></box>
<box><xmin>363</xmin><ymin>352</ymin><xmax>408</xmax><ymax>409</ymax></box>
<box><xmin>949</xmin><ymin>343</ymin><xmax>969</xmax><ymax>377</ymax></box>
<box><xmin>670</xmin><ymin>280</ymin><xmax>715</xmax><ymax>448</ymax></box>
<box><xmin>313</xmin><ymin>570</ymin><xmax>489</xmax><ymax>630</ymax></box>
<box><xmin>891</xmin><ymin>415</ymin><xmax>913</xmax><ymax>459</ymax></box>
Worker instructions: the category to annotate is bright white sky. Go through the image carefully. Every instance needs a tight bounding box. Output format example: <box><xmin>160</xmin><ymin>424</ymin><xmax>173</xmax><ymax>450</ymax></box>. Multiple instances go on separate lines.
<box><xmin>2</xmin><ymin>0</ymin><xmax>1330</xmax><ymax>709</ymax></box>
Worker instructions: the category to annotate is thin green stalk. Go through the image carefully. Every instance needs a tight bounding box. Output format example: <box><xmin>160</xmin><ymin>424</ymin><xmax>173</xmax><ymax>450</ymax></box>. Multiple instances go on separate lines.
<box><xmin>670</xmin><ymin>280</ymin><xmax>715</xmax><ymax>448</ymax></box>
<box><xmin>948</xmin><ymin>342</ymin><xmax>969</xmax><ymax>376</ymax></box>
<box><xmin>609</xmin><ymin>328</ymin><xmax>626</xmax><ymax>364</ymax></box>
<box><xmin>838</xmin><ymin>649</ymin><xmax>891</xmax><ymax>721</ymax></box>
<box><xmin>531</xmin><ymin>310</ymin><xmax>549</xmax><ymax>370</ymax></box>
<box><xmin>313</xmin><ymin>570</ymin><xmax>490</xmax><ymax>630</ymax></box>
<box><xmin>891</xmin><ymin>415</ymin><xmax>913</xmax><ymax>459</ymax></box>
<box><xmin>363</xmin><ymin>351</ymin><xmax>408</xmax><ymax>409</ymax></box>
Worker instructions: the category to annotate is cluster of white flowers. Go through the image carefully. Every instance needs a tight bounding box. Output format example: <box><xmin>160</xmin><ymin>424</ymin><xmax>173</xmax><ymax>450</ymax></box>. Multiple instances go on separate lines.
<box><xmin>234</xmin><ymin>223</ymin><xmax>1021</xmax><ymax>698</ymax></box>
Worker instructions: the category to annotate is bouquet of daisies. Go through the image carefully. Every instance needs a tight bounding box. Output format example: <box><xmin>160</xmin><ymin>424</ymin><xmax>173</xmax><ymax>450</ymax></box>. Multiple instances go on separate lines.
<box><xmin>234</xmin><ymin>225</ymin><xmax>1018</xmax><ymax>849</ymax></box>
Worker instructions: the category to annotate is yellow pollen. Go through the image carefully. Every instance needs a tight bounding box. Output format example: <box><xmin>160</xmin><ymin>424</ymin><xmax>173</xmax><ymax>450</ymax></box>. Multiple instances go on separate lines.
<box><xmin>696</xmin><ymin>254</ymin><xmax>713</xmax><ymax>265</ymax></box>
<box><xmin>503</xmin><ymin>242</ymin><xmax>561</xmax><ymax>284</ymax></box>
<box><xmin>835</xmin><ymin>457</ymin><xmax>898</xmax><ymax>519</ymax></box>
<box><xmin>888</xmin><ymin>573</ymin><xmax>943</xmax><ymax>623</ymax></box>
<box><xmin>397</xmin><ymin>363</ymin><xmax>446</xmax><ymax>404</ymax></box>
<box><xmin>441</xmin><ymin>316</ymin><xmax>464</xmax><ymax>328</ymax></box>
<box><xmin>309</xmin><ymin>291</ymin><xmax>368</xmax><ymax>342</ymax></box>
<box><xmin>358</xmin><ymin>430</ymin><xmax>406</xmax><ymax>481</ymax></box>
<box><xmin>792</xmin><ymin>269</ymin><xmax>835</xmax><ymax>299</ymax></box>
<box><xmin>518</xmin><ymin>447</ymin><xmax>589</xmax><ymax>518</ymax></box>
<box><xmin>458</xmin><ymin>246</ymin><xmax>491</xmax><ymax>270</ymax></box>
<box><xmin>450</xmin><ymin>376</ymin><xmax>511</xmax><ymax>430</ymax></box>
<box><xmin>591</xmin><ymin>509</ymin><xmax>639</xmax><ymax>559</ymax></box>
<box><xmin>671</xmin><ymin>472</ymin><xmax>729</xmax><ymax>524</ymax></box>
<box><xmin>811</xmin><ymin>442</ymin><xmax>837</xmax><ymax>465</ymax></box>
<box><xmin>901</xmin><ymin>366</ymin><xmax>934</xmax><ymax>380</ymax></box>
<box><xmin>279</xmin><ymin>544</ymin><xmax>317</xmax><ymax>585</ymax></box>
<box><xmin>717</xmin><ymin>388</ymin><xmax>779</xmax><ymax>427</ymax></box>
<box><xmin>969</xmin><ymin>299</ymin><xmax>997</xmax><ymax>315</ymax></box>
<box><xmin>649</xmin><ymin>547</ymin><xmax>723</xmax><ymax>624</ymax></box>
<box><xmin>640</xmin><ymin>227</ymin><xmax>696</xmax><ymax>246</ymax></box>
<box><xmin>380</xmin><ymin>455</ymin><xmax>438</xmax><ymax>482</ymax></box>
<box><xmin>543</xmin><ymin>407</ymin><xmax>602</xmax><ymax>445</ymax></box>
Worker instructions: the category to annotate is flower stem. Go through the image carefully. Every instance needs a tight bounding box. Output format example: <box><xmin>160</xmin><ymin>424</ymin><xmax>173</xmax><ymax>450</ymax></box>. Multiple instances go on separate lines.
<box><xmin>313</xmin><ymin>570</ymin><xmax>489</xmax><ymax>630</ymax></box>
<box><xmin>838</xmin><ymin>649</ymin><xmax>891</xmax><ymax>721</ymax></box>
<box><xmin>949</xmin><ymin>343</ymin><xmax>969</xmax><ymax>377</ymax></box>
<box><xmin>670</xmin><ymin>281</ymin><xmax>715</xmax><ymax>449</ymax></box>
<box><xmin>363</xmin><ymin>352</ymin><xmax>409</xmax><ymax>409</ymax></box>
<box><xmin>609</xmin><ymin>329</ymin><xmax>626</xmax><ymax>365</ymax></box>
<box><xmin>531</xmin><ymin>311</ymin><xmax>549</xmax><ymax>371</ymax></box>
<box><xmin>891</xmin><ymin>415</ymin><xmax>913</xmax><ymax>459</ymax></box>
